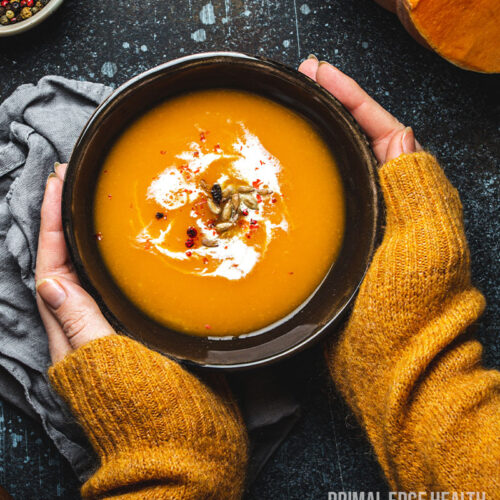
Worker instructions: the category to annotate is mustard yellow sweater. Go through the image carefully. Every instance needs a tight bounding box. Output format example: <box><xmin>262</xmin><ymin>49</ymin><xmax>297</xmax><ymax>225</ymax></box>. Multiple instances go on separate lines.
<box><xmin>49</xmin><ymin>152</ymin><xmax>499</xmax><ymax>499</ymax></box>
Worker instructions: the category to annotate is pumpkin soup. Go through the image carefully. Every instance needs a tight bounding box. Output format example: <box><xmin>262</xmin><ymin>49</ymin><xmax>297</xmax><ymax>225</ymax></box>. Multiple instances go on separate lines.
<box><xmin>94</xmin><ymin>89</ymin><xmax>344</xmax><ymax>336</ymax></box>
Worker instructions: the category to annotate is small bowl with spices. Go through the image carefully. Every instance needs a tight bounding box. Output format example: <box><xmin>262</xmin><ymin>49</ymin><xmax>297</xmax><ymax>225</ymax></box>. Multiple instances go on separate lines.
<box><xmin>63</xmin><ymin>52</ymin><xmax>379</xmax><ymax>370</ymax></box>
<box><xmin>0</xmin><ymin>0</ymin><xmax>63</xmax><ymax>37</ymax></box>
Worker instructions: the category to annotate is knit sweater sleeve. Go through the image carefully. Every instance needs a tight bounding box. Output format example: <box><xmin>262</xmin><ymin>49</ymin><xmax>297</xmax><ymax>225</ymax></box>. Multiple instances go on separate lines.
<box><xmin>48</xmin><ymin>335</ymin><xmax>248</xmax><ymax>500</ymax></box>
<box><xmin>327</xmin><ymin>152</ymin><xmax>500</xmax><ymax>495</ymax></box>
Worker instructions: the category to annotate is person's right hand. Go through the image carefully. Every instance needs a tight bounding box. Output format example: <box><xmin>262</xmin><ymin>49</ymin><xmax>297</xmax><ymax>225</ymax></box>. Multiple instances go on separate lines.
<box><xmin>298</xmin><ymin>56</ymin><xmax>422</xmax><ymax>163</ymax></box>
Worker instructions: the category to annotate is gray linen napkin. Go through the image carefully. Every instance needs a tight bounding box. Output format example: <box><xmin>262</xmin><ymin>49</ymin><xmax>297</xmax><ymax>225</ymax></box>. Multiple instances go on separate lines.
<box><xmin>0</xmin><ymin>76</ymin><xmax>299</xmax><ymax>483</ymax></box>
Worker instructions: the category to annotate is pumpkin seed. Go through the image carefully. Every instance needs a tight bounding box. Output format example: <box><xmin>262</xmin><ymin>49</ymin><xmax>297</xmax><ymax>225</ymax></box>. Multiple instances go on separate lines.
<box><xmin>200</xmin><ymin>179</ymin><xmax>210</xmax><ymax>194</ymax></box>
<box><xmin>215</xmin><ymin>222</ymin><xmax>234</xmax><ymax>233</ymax></box>
<box><xmin>241</xmin><ymin>193</ymin><xmax>259</xmax><ymax>210</ymax></box>
<box><xmin>202</xmin><ymin>237</ymin><xmax>219</xmax><ymax>247</ymax></box>
<box><xmin>221</xmin><ymin>200</ymin><xmax>233</xmax><ymax>221</ymax></box>
<box><xmin>257</xmin><ymin>188</ymin><xmax>273</xmax><ymax>196</ymax></box>
<box><xmin>231</xmin><ymin>193</ymin><xmax>240</xmax><ymax>211</ymax></box>
<box><xmin>207</xmin><ymin>198</ymin><xmax>221</xmax><ymax>215</ymax></box>
<box><xmin>238</xmin><ymin>185</ymin><xmax>255</xmax><ymax>193</ymax></box>
<box><xmin>222</xmin><ymin>184</ymin><xmax>235</xmax><ymax>198</ymax></box>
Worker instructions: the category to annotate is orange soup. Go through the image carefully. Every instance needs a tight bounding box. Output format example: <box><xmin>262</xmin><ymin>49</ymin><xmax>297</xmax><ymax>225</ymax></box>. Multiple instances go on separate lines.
<box><xmin>94</xmin><ymin>89</ymin><xmax>344</xmax><ymax>336</ymax></box>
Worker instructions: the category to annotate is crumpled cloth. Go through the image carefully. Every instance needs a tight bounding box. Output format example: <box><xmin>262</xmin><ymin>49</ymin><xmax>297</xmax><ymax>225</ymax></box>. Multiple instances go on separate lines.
<box><xmin>0</xmin><ymin>76</ymin><xmax>299</xmax><ymax>483</ymax></box>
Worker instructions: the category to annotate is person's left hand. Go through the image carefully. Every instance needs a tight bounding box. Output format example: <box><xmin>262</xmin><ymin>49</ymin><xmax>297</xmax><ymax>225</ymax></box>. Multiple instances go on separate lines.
<box><xmin>35</xmin><ymin>164</ymin><xmax>115</xmax><ymax>364</ymax></box>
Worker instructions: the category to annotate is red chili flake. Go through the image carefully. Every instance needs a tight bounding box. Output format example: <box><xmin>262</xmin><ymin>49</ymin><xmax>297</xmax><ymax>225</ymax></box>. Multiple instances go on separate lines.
<box><xmin>205</xmin><ymin>324</ymin><xmax>212</xmax><ymax>330</ymax></box>
<box><xmin>94</xmin><ymin>232</ymin><xmax>103</xmax><ymax>241</ymax></box>
<box><xmin>186</xmin><ymin>251</ymin><xmax>192</xmax><ymax>257</ymax></box>
<box><xmin>144</xmin><ymin>240</ymin><xmax>152</xmax><ymax>250</ymax></box>
<box><xmin>259</xmin><ymin>160</ymin><xmax>265</xmax><ymax>165</ymax></box>
<box><xmin>272</xmin><ymin>198</ymin><xmax>277</xmax><ymax>203</ymax></box>
<box><xmin>193</xmin><ymin>151</ymin><xmax>200</xmax><ymax>157</ymax></box>
<box><xmin>1</xmin><ymin>0</ymin><xmax>8</xmax><ymax>6</ymax></box>
<box><xmin>252</xmin><ymin>179</ymin><xmax>262</xmax><ymax>188</ymax></box>
<box><xmin>224</xmin><ymin>245</ymin><xmax>228</xmax><ymax>250</ymax></box>
<box><xmin>21</xmin><ymin>0</ymin><xmax>26</xmax><ymax>5</ymax></box>
<box><xmin>187</xmin><ymin>226</ymin><xmax>197</xmax><ymax>238</ymax></box>
<box><xmin>289</xmin><ymin>271</ymin><xmax>294</xmax><ymax>275</ymax></box>
<box><xmin>103</xmin><ymin>169</ymin><xmax>108</xmax><ymax>173</ymax></box>
<box><xmin>200</xmin><ymin>131</ymin><xmax>206</xmax><ymax>142</ymax></box>
<box><xmin>107</xmin><ymin>194</ymin><xmax>112</xmax><ymax>199</ymax></box>
<box><xmin>214</xmin><ymin>143</ymin><xmax>221</xmax><ymax>152</ymax></box>
<box><xmin>241</xmin><ymin>209</ymin><xmax>249</xmax><ymax>216</ymax></box>
<box><xmin>26</xmin><ymin>0</ymin><xmax>33</xmax><ymax>5</ymax></box>
<box><xmin>155</xmin><ymin>212</ymin><xmax>164</xmax><ymax>220</ymax></box>
<box><xmin>250</xmin><ymin>219</ymin><xmax>257</xmax><ymax>226</ymax></box>
<box><xmin>203</xmin><ymin>257</ymin><xmax>209</xmax><ymax>265</ymax></box>
<box><xmin>160</xmin><ymin>150</ymin><xmax>166</xmax><ymax>155</ymax></box>
<box><xmin>185</xmin><ymin>238</ymin><xmax>195</xmax><ymax>248</ymax></box>
<box><xmin>246</xmin><ymin>233</ymin><xmax>251</xmax><ymax>239</ymax></box>
<box><xmin>256</xmin><ymin>194</ymin><xmax>262</xmax><ymax>203</ymax></box>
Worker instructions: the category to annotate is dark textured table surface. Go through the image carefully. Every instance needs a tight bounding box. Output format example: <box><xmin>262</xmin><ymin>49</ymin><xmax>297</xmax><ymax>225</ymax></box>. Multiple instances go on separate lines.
<box><xmin>1</xmin><ymin>0</ymin><xmax>499</xmax><ymax>498</ymax></box>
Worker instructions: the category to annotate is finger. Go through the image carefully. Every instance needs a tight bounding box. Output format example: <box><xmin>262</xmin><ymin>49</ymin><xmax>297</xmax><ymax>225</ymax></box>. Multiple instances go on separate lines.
<box><xmin>37</xmin><ymin>294</ymin><xmax>73</xmax><ymax>364</ymax></box>
<box><xmin>36</xmin><ymin>175</ymin><xmax>77</xmax><ymax>282</ymax></box>
<box><xmin>54</xmin><ymin>162</ymin><xmax>68</xmax><ymax>181</ymax></box>
<box><xmin>316</xmin><ymin>62</ymin><xmax>405</xmax><ymax>162</ymax></box>
<box><xmin>385</xmin><ymin>127</ymin><xmax>417</xmax><ymax>163</ymax></box>
<box><xmin>298</xmin><ymin>55</ymin><xmax>319</xmax><ymax>80</ymax></box>
<box><xmin>36</xmin><ymin>277</ymin><xmax>115</xmax><ymax>351</ymax></box>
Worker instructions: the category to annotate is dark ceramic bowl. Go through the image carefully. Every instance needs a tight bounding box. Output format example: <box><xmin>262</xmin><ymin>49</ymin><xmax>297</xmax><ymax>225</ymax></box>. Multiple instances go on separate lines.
<box><xmin>63</xmin><ymin>52</ymin><xmax>379</xmax><ymax>370</ymax></box>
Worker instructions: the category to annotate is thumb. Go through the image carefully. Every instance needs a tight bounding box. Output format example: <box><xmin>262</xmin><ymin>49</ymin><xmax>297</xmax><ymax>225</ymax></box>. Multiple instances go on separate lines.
<box><xmin>36</xmin><ymin>277</ymin><xmax>115</xmax><ymax>350</ymax></box>
<box><xmin>385</xmin><ymin>126</ymin><xmax>416</xmax><ymax>163</ymax></box>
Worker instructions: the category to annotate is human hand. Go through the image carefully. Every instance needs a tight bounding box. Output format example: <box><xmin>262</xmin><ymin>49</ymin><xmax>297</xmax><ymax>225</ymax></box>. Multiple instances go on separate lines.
<box><xmin>298</xmin><ymin>56</ymin><xmax>422</xmax><ymax>163</ymax></box>
<box><xmin>35</xmin><ymin>164</ymin><xmax>115</xmax><ymax>364</ymax></box>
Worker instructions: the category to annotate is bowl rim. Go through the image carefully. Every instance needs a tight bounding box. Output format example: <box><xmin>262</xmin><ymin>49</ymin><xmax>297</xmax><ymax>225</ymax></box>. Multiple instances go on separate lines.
<box><xmin>63</xmin><ymin>51</ymin><xmax>379</xmax><ymax>370</ymax></box>
<box><xmin>0</xmin><ymin>0</ymin><xmax>64</xmax><ymax>37</ymax></box>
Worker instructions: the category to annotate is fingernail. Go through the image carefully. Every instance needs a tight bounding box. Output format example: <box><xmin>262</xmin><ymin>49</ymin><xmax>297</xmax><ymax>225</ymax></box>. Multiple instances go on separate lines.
<box><xmin>318</xmin><ymin>60</ymin><xmax>330</xmax><ymax>66</ymax></box>
<box><xmin>307</xmin><ymin>54</ymin><xmax>318</xmax><ymax>60</ymax></box>
<box><xmin>36</xmin><ymin>278</ymin><xmax>66</xmax><ymax>309</ymax></box>
<box><xmin>54</xmin><ymin>162</ymin><xmax>61</xmax><ymax>175</ymax></box>
<box><xmin>46</xmin><ymin>172</ymin><xmax>57</xmax><ymax>183</ymax></box>
<box><xmin>401</xmin><ymin>127</ymin><xmax>415</xmax><ymax>154</ymax></box>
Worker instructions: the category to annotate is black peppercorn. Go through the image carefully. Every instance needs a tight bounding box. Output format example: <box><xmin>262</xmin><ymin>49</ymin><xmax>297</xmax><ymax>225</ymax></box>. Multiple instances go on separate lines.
<box><xmin>10</xmin><ymin>2</ymin><xmax>20</xmax><ymax>12</ymax></box>
<box><xmin>211</xmin><ymin>183</ymin><xmax>222</xmax><ymax>205</ymax></box>
<box><xmin>155</xmin><ymin>212</ymin><xmax>164</xmax><ymax>220</ymax></box>
<box><xmin>0</xmin><ymin>7</ymin><xmax>5</xmax><ymax>16</ymax></box>
<box><xmin>187</xmin><ymin>226</ymin><xmax>197</xmax><ymax>238</ymax></box>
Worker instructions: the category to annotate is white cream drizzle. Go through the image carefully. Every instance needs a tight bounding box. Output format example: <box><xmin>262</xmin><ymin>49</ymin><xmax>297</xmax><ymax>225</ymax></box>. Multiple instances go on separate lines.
<box><xmin>138</xmin><ymin>125</ymin><xmax>288</xmax><ymax>280</ymax></box>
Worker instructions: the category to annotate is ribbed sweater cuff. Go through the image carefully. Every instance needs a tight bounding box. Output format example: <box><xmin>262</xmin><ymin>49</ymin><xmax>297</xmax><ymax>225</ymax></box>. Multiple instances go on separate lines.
<box><xmin>48</xmin><ymin>335</ymin><xmax>202</xmax><ymax>459</ymax></box>
<box><xmin>379</xmin><ymin>152</ymin><xmax>462</xmax><ymax>227</ymax></box>
<box><xmin>49</xmin><ymin>336</ymin><xmax>248</xmax><ymax>499</ymax></box>
<box><xmin>49</xmin><ymin>335</ymin><xmax>145</xmax><ymax>457</ymax></box>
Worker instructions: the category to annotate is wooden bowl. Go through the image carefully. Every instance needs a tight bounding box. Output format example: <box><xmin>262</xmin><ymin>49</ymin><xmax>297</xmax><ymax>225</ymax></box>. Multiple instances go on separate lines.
<box><xmin>63</xmin><ymin>52</ymin><xmax>379</xmax><ymax>370</ymax></box>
